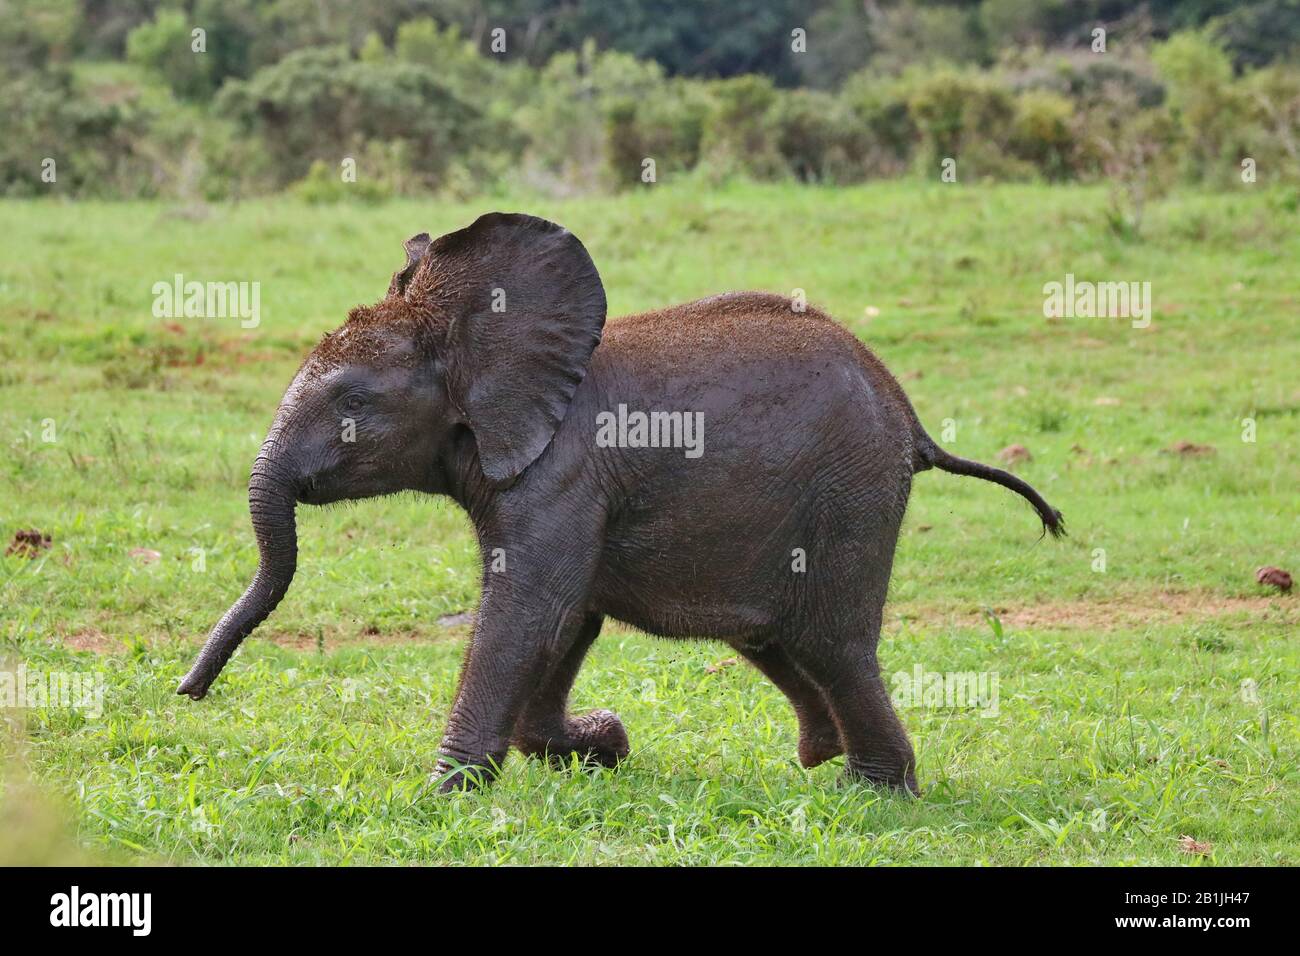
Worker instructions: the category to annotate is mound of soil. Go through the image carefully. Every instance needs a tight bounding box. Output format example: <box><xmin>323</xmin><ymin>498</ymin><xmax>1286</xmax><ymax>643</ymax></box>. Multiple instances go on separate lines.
<box><xmin>1256</xmin><ymin>566</ymin><xmax>1293</xmax><ymax>592</ymax></box>
<box><xmin>997</xmin><ymin>444</ymin><xmax>1032</xmax><ymax>466</ymax></box>
<box><xmin>6</xmin><ymin>529</ymin><xmax>51</xmax><ymax>558</ymax></box>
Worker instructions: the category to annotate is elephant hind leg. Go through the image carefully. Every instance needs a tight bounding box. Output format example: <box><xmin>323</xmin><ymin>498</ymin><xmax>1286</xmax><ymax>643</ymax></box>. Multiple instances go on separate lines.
<box><xmin>786</xmin><ymin>491</ymin><xmax>917</xmax><ymax>792</ymax></box>
<box><xmin>796</xmin><ymin>641</ymin><xmax>919</xmax><ymax>795</ymax></box>
<box><xmin>524</xmin><ymin>708</ymin><xmax>629</xmax><ymax>770</ymax></box>
<box><xmin>511</xmin><ymin>614</ymin><xmax>630</xmax><ymax>769</ymax></box>
<box><xmin>741</xmin><ymin>643</ymin><xmax>843</xmax><ymax>769</ymax></box>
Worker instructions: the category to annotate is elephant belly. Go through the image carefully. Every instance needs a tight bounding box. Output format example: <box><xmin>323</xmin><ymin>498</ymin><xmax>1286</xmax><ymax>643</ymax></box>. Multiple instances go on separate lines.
<box><xmin>589</xmin><ymin>488</ymin><xmax>815</xmax><ymax>642</ymax></box>
<box><xmin>591</xmin><ymin>563</ymin><xmax>780</xmax><ymax>642</ymax></box>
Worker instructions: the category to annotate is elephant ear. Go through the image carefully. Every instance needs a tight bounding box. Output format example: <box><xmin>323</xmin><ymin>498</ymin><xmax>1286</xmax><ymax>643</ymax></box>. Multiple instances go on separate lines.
<box><xmin>387</xmin><ymin>233</ymin><xmax>432</xmax><ymax>298</ymax></box>
<box><xmin>414</xmin><ymin>213</ymin><xmax>606</xmax><ymax>486</ymax></box>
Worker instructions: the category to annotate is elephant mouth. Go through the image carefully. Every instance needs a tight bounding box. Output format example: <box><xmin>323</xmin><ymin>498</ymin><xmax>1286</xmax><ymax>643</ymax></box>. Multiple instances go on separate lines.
<box><xmin>297</xmin><ymin>476</ymin><xmax>350</xmax><ymax>506</ymax></box>
<box><xmin>297</xmin><ymin>475</ymin><xmax>320</xmax><ymax>505</ymax></box>
<box><xmin>297</xmin><ymin>474</ymin><xmax>345</xmax><ymax>506</ymax></box>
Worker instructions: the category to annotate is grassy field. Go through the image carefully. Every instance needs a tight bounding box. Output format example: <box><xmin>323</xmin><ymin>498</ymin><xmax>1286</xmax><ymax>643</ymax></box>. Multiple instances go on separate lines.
<box><xmin>1</xmin><ymin>181</ymin><xmax>1296</xmax><ymax>865</ymax></box>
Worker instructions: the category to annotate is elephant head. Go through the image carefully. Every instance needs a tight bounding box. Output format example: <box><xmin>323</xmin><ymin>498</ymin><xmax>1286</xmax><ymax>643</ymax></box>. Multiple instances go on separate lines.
<box><xmin>177</xmin><ymin>213</ymin><xmax>607</xmax><ymax>699</ymax></box>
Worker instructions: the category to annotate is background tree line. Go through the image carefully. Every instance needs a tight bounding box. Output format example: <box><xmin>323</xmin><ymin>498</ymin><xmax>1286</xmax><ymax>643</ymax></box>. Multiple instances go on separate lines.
<box><xmin>2</xmin><ymin>0</ymin><xmax>1298</xmax><ymax>200</ymax></box>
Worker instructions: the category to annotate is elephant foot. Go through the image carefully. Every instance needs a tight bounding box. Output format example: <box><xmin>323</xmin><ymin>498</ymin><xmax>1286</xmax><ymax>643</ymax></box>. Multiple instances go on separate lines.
<box><xmin>843</xmin><ymin>758</ymin><xmax>921</xmax><ymax>797</ymax></box>
<box><xmin>514</xmin><ymin>709</ymin><xmax>630</xmax><ymax>769</ymax></box>
<box><xmin>797</xmin><ymin>726</ymin><xmax>844</xmax><ymax>769</ymax></box>
<box><xmin>432</xmin><ymin>751</ymin><xmax>506</xmax><ymax>793</ymax></box>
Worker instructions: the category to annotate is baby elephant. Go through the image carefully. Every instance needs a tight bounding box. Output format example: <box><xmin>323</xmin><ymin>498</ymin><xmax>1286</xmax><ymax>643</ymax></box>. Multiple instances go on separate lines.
<box><xmin>178</xmin><ymin>213</ymin><xmax>1063</xmax><ymax>795</ymax></box>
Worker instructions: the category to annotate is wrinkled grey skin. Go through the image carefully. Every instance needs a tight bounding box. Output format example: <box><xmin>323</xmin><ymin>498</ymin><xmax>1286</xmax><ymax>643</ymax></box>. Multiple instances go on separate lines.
<box><xmin>179</xmin><ymin>213</ymin><xmax>1063</xmax><ymax>795</ymax></box>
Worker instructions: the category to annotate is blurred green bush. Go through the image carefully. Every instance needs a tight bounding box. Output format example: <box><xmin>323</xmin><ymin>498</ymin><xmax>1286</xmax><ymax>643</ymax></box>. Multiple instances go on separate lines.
<box><xmin>2</xmin><ymin>0</ymin><xmax>1297</xmax><ymax>200</ymax></box>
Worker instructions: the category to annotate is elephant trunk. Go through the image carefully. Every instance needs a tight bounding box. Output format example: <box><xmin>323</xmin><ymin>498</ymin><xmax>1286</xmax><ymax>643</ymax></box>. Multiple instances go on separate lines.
<box><xmin>177</xmin><ymin>449</ymin><xmax>298</xmax><ymax>700</ymax></box>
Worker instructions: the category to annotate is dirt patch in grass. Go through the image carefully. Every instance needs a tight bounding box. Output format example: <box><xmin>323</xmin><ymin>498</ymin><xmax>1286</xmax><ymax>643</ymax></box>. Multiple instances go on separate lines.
<box><xmin>893</xmin><ymin>591</ymin><xmax>1296</xmax><ymax>633</ymax></box>
<box><xmin>262</xmin><ymin>623</ymin><xmax>467</xmax><ymax>651</ymax></box>
<box><xmin>48</xmin><ymin>592</ymin><xmax>1292</xmax><ymax>657</ymax></box>
<box><xmin>61</xmin><ymin>629</ymin><xmax>117</xmax><ymax>653</ymax></box>
<box><xmin>49</xmin><ymin>620</ymin><xmax>468</xmax><ymax>655</ymax></box>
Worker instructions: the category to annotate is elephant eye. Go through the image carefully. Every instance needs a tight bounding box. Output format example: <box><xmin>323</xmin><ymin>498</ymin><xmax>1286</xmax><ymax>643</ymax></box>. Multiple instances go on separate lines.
<box><xmin>339</xmin><ymin>392</ymin><xmax>367</xmax><ymax>415</ymax></box>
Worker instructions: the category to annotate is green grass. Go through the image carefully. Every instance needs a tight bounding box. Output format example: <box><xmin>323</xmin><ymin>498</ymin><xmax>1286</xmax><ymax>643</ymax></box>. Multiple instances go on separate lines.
<box><xmin>1</xmin><ymin>181</ymin><xmax>1296</xmax><ymax>864</ymax></box>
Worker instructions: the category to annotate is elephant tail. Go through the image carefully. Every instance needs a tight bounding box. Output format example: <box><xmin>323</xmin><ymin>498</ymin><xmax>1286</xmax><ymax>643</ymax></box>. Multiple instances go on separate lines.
<box><xmin>913</xmin><ymin>432</ymin><xmax>1065</xmax><ymax>539</ymax></box>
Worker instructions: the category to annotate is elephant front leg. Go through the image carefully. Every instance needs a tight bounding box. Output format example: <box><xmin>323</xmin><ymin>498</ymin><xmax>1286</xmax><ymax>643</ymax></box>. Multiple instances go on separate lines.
<box><xmin>434</xmin><ymin>598</ymin><xmax>592</xmax><ymax>792</ymax></box>
<box><xmin>511</xmin><ymin>614</ymin><xmax>630</xmax><ymax>769</ymax></box>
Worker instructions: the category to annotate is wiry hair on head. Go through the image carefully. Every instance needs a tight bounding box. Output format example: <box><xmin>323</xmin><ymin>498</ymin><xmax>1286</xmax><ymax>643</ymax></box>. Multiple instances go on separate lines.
<box><xmin>303</xmin><ymin>230</ymin><xmax>464</xmax><ymax>375</ymax></box>
<box><xmin>308</xmin><ymin>297</ymin><xmax>444</xmax><ymax>374</ymax></box>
